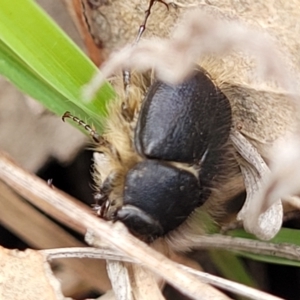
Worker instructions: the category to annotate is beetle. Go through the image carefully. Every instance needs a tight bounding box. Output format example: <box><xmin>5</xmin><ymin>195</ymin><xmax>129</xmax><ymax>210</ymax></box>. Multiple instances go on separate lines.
<box><xmin>91</xmin><ymin>1</ymin><xmax>298</xmax><ymax>242</ymax></box>
<box><xmin>64</xmin><ymin>0</ymin><xmax>299</xmax><ymax>243</ymax></box>
<box><xmin>62</xmin><ymin>0</ymin><xmax>251</xmax><ymax>242</ymax></box>
<box><xmin>112</xmin><ymin>67</ymin><xmax>233</xmax><ymax>238</ymax></box>
<box><xmin>64</xmin><ymin>66</ymin><xmax>240</xmax><ymax>241</ymax></box>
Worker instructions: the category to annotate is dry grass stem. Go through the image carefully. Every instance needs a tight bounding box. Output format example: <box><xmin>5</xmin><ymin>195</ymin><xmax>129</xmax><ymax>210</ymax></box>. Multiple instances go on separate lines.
<box><xmin>43</xmin><ymin>235</ymin><xmax>300</xmax><ymax>266</ymax></box>
<box><xmin>0</xmin><ymin>150</ymin><xmax>229</xmax><ymax>300</ymax></box>
<box><xmin>106</xmin><ymin>261</ymin><xmax>134</xmax><ymax>300</ymax></box>
<box><xmin>41</xmin><ymin>246</ymin><xmax>284</xmax><ymax>300</ymax></box>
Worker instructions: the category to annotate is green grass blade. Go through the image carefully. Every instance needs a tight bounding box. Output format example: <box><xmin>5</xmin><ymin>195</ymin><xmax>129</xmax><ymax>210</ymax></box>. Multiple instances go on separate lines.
<box><xmin>209</xmin><ymin>250</ymin><xmax>257</xmax><ymax>300</ymax></box>
<box><xmin>210</xmin><ymin>250</ymin><xmax>257</xmax><ymax>287</ymax></box>
<box><xmin>0</xmin><ymin>39</ymin><xmax>88</xmax><ymax>118</ymax></box>
<box><xmin>0</xmin><ymin>0</ymin><xmax>115</xmax><ymax>132</ymax></box>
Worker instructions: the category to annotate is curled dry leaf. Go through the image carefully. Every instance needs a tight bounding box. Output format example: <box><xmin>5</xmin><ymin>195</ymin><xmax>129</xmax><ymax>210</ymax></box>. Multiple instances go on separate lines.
<box><xmin>230</xmin><ymin>130</ymin><xmax>283</xmax><ymax>240</ymax></box>
<box><xmin>0</xmin><ymin>246</ymin><xmax>66</xmax><ymax>300</ymax></box>
<box><xmin>255</xmin><ymin>137</ymin><xmax>300</xmax><ymax>213</ymax></box>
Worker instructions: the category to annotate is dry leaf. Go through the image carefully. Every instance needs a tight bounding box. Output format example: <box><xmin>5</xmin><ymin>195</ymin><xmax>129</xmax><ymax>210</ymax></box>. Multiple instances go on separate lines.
<box><xmin>0</xmin><ymin>246</ymin><xmax>66</xmax><ymax>300</ymax></box>
<box><xmin>62</xmin><ymin>0</ymin><xmax>104</xmax><ymax>66</ymax></box>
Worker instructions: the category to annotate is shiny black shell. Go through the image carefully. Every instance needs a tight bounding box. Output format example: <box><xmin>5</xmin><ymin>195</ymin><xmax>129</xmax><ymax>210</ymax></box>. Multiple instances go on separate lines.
<box><xmin>119</xmin><ymin>68</ymin><xmax>232</xmax><ymax>239</ymax></box>
<box><xmin>119</xmin><ymin>160</ymin><xmax>201</xmax><ymax>237</ymax></box>
<box><xmin>135</xmin><ymin>68</ymin><xmax>231</xmax><ymax>164</ymax></box>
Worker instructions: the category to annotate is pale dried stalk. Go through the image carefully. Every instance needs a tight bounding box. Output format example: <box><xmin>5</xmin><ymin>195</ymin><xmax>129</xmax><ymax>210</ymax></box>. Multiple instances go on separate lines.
<box><xmin>86</xmin><ymin>230</ymin><xmax>165</xmax><ymax>300</ymax></box>
<box><xmin>41</xmin><ymin>247</ymin><xmax>284</xmax><ymax>300</ymax></box>
<box><xmin>106</xmin><ymin>261</ymin><xmax>133</xmax><ymax>300</ymax></box>
<box><xmin>43</xmin><ymin>233</ymin><xmax>300</xmax><ymax>264</ymax></box>
<box><xmin>127</xmin><ymin>264</ymin><xmax>165</xmax><ymax>300</ymax></box>
<box><xmin>0</xmin><ymin>150</ymin><xmax>227</xmax><ymax>300</ymax></box>
<box><xmin>42</xmin><ymin>247</ymin><xmax>133</xmax><ymax>262</ymax></box>
<box><xmin>169</xmin><ymin>235</ymin><xmax>300</xmax><ymax>262</ymax></box>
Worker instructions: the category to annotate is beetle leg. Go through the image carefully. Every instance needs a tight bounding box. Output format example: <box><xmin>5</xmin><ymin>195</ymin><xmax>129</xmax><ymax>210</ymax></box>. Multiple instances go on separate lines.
<box><xmin>135</xmin><ymin>0</ymin><xmax>169</xmax><ymax>45</ymax></box>
<box><xmin>95</xmin><ymin>170</ymin><xmax>124</xmax><ymax>218</ymax></box>
<box><xmin>123</xmin><ymin>1</ymin><xmax>161</xmax><ymax>99</ymax></box>
<box><xmin>121</xmin><ymin>95</ymin><xmax>134</xmax><ymax>122</ymax></box>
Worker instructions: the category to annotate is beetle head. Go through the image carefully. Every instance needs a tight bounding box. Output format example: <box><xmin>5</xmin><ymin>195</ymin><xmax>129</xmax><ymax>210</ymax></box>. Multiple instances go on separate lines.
<box><xmin>116</xmin><ymin>160</ymin><xmax>202</xmax><ymax>239</ymax></box>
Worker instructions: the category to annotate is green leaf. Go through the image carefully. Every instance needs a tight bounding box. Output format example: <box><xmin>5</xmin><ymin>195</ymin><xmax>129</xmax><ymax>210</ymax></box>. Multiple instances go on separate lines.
<box><xmin>0</xmin><ymin>39</ymin><xmax>86</xmax><ymax>117</ymax></box>
<box><xmin>209</xmin><ymin>250</ymin><xmax>257</xmax><ymax>300</ymax></box>
<box><xmin>0</xmin><ymin>0</ymin><xmax>115</xmax><ymax>132</ymax></box>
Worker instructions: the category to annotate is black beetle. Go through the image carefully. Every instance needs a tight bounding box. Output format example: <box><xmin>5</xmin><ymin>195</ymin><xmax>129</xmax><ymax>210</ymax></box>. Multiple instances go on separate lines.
<box><xmin>92</xmin><ymin>67</ymin><xmax>232</xmax><ymax>240</ymax></box>
<box><xmin>63</xmin><ymin>68</ymin><xmax>232</xmax><ymax>241</ymax></box>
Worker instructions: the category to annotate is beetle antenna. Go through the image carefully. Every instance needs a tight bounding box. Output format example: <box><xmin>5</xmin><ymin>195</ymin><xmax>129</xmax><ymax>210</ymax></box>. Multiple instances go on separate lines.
<box><xmin>122</xmin><ymin>0</ymin><xmax>169</xmax><ymax>116</ymax></box>
<box><xmin>135</xmin><ymin>0</ymin><xmax>169</xmax><ymax>45</ymax></box>
<box><xmin>62</xmin><ymin>111</ymin><xmax>102</xmax><ymax>144</ymax></box>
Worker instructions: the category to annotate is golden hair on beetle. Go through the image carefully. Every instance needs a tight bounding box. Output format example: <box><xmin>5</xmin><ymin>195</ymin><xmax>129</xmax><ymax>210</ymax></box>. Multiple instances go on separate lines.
<box><xmin>91</xmin><ymin>65</ymin><xmax>246</xmax><ymax>243</ymax></box>
<box><xmin>92</xmin><ymin>72</ymin><xmax>152</xmax><ymax>218</ymax></box>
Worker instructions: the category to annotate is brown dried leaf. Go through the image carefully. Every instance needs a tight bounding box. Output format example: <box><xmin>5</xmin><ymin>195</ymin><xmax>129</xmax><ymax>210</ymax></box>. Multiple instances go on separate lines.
<box><xmin>62</xmin><ymin>0</ymin><xmax>104</xmax><ymax>66</ymax></box>
<box><xmin>0</xmin><ymin>246</ymin><xmax>66</xmax><ymax>300</ymax></box>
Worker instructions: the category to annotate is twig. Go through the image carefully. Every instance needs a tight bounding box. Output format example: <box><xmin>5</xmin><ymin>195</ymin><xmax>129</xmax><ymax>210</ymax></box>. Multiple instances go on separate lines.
<box><xmin>44</xmin><ymin>229</ymin><xmax>300</xmax><ymax>264</ymax></box>
<box><xmin>172</xmin><ymin>234</ymin><xmax>300</xmax><ymax>262</ymax></box>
